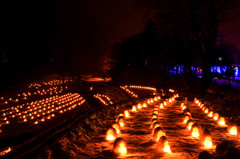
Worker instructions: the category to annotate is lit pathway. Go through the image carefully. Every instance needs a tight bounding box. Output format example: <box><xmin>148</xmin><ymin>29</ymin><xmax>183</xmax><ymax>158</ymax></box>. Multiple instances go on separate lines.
<box><xmin>95</xmin><ymin>98</ymin><xmax>240</xmax><ymax>158</ymax></box>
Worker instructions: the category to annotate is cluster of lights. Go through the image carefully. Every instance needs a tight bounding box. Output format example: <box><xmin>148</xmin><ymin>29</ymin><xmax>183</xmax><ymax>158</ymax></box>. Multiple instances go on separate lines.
<box><xmin>120</xmin><ymin>86</ymin><xmax>138</xmax><ymax>98</ymax></box>
<box><xmin>94</xmin><ymin>94</ymin><xmax>113</xmax><ymax>106</ymax></box>
<box><xmin>0</xmin><ymin>93</ymin><xmax>85</xmax><ymax>127</ymax></box>
<box><xmin>0</xmin><ymin>80</ymin><xmax>73</xmax><ymax>107</ymax></box>
<box><xmin>194</xmin><ymin>98</ymin><xmax>238</xmax><ymax>137</ymax></box>
<box><xmin>29</xmin><ymin>79</ymin><xmax>73</xmax><ymax>89</ymax></box>
<box><xmin>181</xmin><ymin>102</ymin><xmax>212</xmax><ymax>148</ymax></box>
<box><xmin>29</xmin><ymin>83</ymin><xmax>42</xmax><ymax>89</ymax></box>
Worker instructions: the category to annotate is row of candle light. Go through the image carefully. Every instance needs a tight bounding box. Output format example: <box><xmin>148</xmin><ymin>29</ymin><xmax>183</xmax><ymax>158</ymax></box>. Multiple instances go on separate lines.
<box><xmin>181</xmin><ymin>103</ymin><xmax>213</xmax><ymax>148</ymax></box>
<box><xmin>181</xmin><ymin>99</ymin><xmax>239</xmax><ymax>149</ymax></box>
<box><xmin>120</xmin><ymin>86</ymin><xmax>138</xmax><ymax>98</ymax></box>
<box><xmin>151</xmin><ymin>95</ymin><xmax>179</xmax><ymax>153</ymax></box>
<box><xmin>128</xmin><ymin>85</ymin><xmax>157</xmax><ymax>91</ymax></box>
<box><xmin>93</xmin><ymin>94</ymin><xmax>113</xmax><ymax>106</ymax></box>
<box><xmin>194</xmin><ymin>98</ymin><xmax>239</xmax><ymax>138</ymax></box>
<box><xmin>29</xmin><ymin>79</ymin><xmax>73</xmax><ymax>89</ymax></box>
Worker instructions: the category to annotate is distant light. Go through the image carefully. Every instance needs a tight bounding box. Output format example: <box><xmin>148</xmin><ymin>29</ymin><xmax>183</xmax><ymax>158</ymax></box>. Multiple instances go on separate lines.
<box><xmin>218</xmin><ymin>57</ymin><xmax>222</xmax><ymax>61</ymax></box>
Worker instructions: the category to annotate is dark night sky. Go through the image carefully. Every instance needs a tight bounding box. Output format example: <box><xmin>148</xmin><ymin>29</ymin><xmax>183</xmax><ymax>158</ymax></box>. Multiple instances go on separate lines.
<box><xmin>53</xmin><ymin>0</ymin><xmax>153</xmax><ymax>56</ymax></box>
<box><xmin>219</xmin><ymin>15</ymin><xmax>240</xmax><ymax>50</ymax></box>
<box><xmin>1</xmin><ymin>0</ymin><xmax>240</xmax><ymax>63</ymax></box>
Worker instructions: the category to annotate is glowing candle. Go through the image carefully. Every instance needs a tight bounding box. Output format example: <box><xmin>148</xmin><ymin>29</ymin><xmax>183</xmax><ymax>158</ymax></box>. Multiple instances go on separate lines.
<box><xmin>157</xmin><ymin>136</ymin><xmax>171</xmax><ymax>153</ymax></box>
<box><xmin>106</xmin><ymin>128</ymin><xmax>117</xmax><ymax>141</ymax></box>
<box><xmin>164</xmin><ymin>101</ymin><xmax>167</xmax><ymax>106</ymax></box>
<box><xmin>191</xmin><ymin>127</ymin><xmax>199</xmax><ymax>138</ymax></box>
<box><xmin>218</xmin><ymin>117</ymin><xmax>226</xmax><ymax>126</ymax></box>
<box><xmin>187</xmin><ymin>121</ymin><xmax>194</xmax><ymax>131</ymax></box>
<box><xmin>182</xmin><ymin>105</ymin><xmax>186</xmax><ymax>110</ymax></box>
<box><xmin>159</xmin><ymin>103</ymin><xmax>164</xmax><ymax>109</ymax></box>
<box><xmin>203</xmin><ymin>136</ymin><xmax>212</xmax><ymax>148</ymax></box>
<box><xmin>213</xmin><ymin>113</ymin><xmax>219</xmax><ymax>121</ymax></box>
<box><xmin>229</xmin><ymin>126</ymin><xmax>238</xmax><ymax>135</ymax></box>
<box><xmin>113</xmin><ymin>138</ymin><xmax>127</xmax><ymax>155</ymax></box>
<box><xmin>118</xmin><ymin>116</ymin><xmax>125</xmax><ymax>128</ymax></box>
<box><xmin>208</xmin><ymin>111</ymin><xmax>213</xmax><ymax>117</ymax></box>
<box><xmin>143</xmin><ymin>103</ymin><xmax>147</xmax><ymax>108</ymax></box>
<box><xmin>204</xmin><ymin>108</ymin><xmax>209</xmax><ymax>114</ymax></box>
<box><xmin>137</xmin><ymin>103</ymin><xmax>142</xmax><ymax>109</ymax></box>
<box><xmin>131</xmin><ymin>105</ymin><xmax>137</xmax><ymax>112</ymax></box>
<box><xmin>183</xmin><ymin>115</ymin><xmax>190</xmax><ymax>124</ymax></box>
<box><xmin>124</xmin><ymin>110</ymin><xmax>130</xmax><ymax>118</ymax></box>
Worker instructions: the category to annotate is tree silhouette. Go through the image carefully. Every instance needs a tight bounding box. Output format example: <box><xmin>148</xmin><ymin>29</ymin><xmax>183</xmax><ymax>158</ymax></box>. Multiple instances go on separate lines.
<box><xmin>137</xmin><ymin>0</ymin><xmax>240</xmax><ymax>93</ymax></box>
